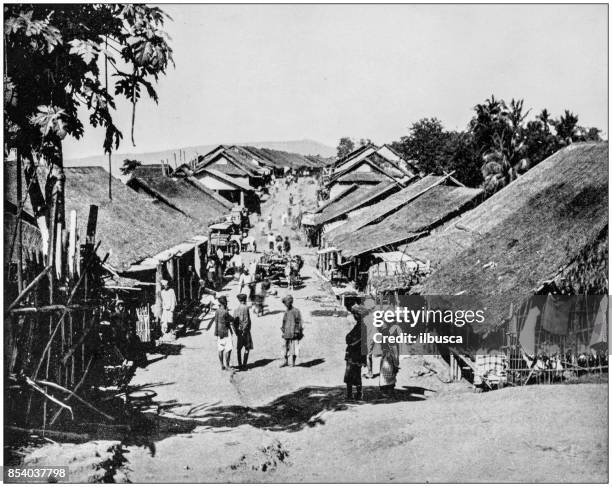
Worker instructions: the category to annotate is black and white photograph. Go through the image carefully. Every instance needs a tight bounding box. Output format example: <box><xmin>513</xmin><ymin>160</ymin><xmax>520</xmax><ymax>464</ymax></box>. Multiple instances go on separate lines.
<box><xmin>2</xmin><ymin>2</ymin><xmax>609</xmax><ymax>483</ymax></box>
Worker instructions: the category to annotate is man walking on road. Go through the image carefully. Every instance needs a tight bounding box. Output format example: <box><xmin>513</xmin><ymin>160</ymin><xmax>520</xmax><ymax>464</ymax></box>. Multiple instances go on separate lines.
<box><xmin>280</xmin><ymin>295</ymin><xmax>303</xmax><ymax>367</ymax></box>
<box><xmin>234</xmin><ymin>293</ymin><xmax>253</xmax><ymax>371</ymax></box>
<box><xmin>213</xmin><ymin>295</ymin><xmax>234</xmax><ymax>370</ymax></box>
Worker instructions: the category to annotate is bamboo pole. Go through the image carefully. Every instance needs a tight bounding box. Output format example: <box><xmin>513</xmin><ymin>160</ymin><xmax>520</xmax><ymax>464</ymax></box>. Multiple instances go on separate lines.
<box><xmin>32</xmin><ymin>243</ymin><xmax>102</xmax><ymax>380</ymax></box>
<box><xmin>50</xmin><ymin>356</ymin><xmax>92</xmax><ymax>425</ymax></box>
<box><xmin>37</xmin><ymin>380</ymin><xmax>114</xmax><ymax>421</ymax></box>
<box><xmin>7</xmin><ymin>426</ymin><xmax>88</xmax><ymax>442</ymax></box>
<box><xmin>7</xmin><ymin>264</ymin><xmax>53</xmax><ymax>313</ymax></box>
<box><xmin>16</xmin><ymin>151</ymin><xmax>23</xmax><ymax>292</ymax></box>
<box><xmin>10</xmin><ymin>304</ymin><xmax>97</xmax><ymax>314</ymax></box>
<box><xmin>69</xmin><ymin>313</ymin><xmax>75</xmax><ymax>388</ymax></box>
<box><xmin>81</xmin><ymin>312</ymin><xmax>86</xmax><ymax>373</ymax></box>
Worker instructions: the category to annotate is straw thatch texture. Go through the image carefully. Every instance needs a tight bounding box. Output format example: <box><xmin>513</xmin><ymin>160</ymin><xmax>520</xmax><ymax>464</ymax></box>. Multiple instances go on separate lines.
<box><xmin>325</xmin><ymin>175</ymin><xmax>446</xmax><ymax>242</ymax></box>
<box><xmin>63</xmin><ymin>166</ymin><xmax>199</xmax><ymax>272</ymax></box>
<box><xmin>241</xmin><ymin>146</ymin><xmax>320</xmax><ymax>169</ymax></box>
<box><xmin>310</xmin><ymin>184</ymin><xmax>359</xmax><ymax>214</ymax></box>
<box><xmin>337</xmin><ymin>172</ymin><xmax>389</xmax><ymax>184</ymax></box>
<box><xmin>4</xmin><ymin>205</ymin><xmax>43</xmax><ymax>264</ymax></box>
<box><xmin>202</xmin><ymin>168</ymin><xmax>255</xmax><ymax>192</ymax></box>
<box><xmin>128</xmin><ymin>174</ymin><xmax>229</xmax><ymax>231</ymax></box>
<box><xmin>332</xmin><ymin>185</ymin><xmax>484</xmax><ymax>258</ymax></box>
<box><xmin>412</xmin><ymin>142</ymin><xmax>608</xmax><ymax>333</ymax></box>
<box><xmin>132</xmin><ymin>164</ymin><xmax>169</xmax><ymax>178</ymax></box>
<box><xmin>402</xmin><ymin>143</ymin><xmax>608</xmax><ymax>267</ymax></box>
<box><xmin>222</xmin><ymin>148</ymin><xmax>266</xmax><ymax>176</ymax></box>
<box><xmin>314</xmin><ymin>181</ymin><xmax>400</xmax><ymax>226</ymax></box>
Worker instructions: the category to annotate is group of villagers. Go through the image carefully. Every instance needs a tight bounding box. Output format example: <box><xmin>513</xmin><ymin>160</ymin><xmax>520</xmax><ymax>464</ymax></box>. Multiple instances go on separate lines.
<box><xmin>212</xmin><ymin>293</ymin><xmax>303</xmax><ymax>371</ymax></box>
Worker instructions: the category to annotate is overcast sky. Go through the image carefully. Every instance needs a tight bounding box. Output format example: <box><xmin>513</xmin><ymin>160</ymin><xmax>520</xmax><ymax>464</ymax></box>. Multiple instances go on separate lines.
<box><xmin>63</xmin><ymin>3</ymin><xmax>608</xmax><ymax>160</ymax></box>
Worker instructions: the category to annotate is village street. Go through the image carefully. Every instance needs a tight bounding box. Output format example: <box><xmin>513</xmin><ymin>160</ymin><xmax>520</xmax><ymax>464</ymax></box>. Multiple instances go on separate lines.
<box><xmin>121</xmin><ymin>178</ymin><xmax>607</xmax><ymax>483</ymax></box>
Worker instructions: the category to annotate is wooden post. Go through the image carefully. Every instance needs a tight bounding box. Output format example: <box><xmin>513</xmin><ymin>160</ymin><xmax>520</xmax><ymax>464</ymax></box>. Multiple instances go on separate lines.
<box><xmin>176</xmin><ymin>257</ymin><xmax>181</xmax><ymax>302</ymax></box>
<box><xmin>68</xmin><ymin>211</ymin><xmax>77</xmax><ymax>278</ymax></box>
<box><xmin>81</xmin><ymin>313</ymin><xmax>86</xmax><ymax>373</ymax></box>
<box><xmin>85</xmin><ymin>205</ymin><xmax>98</xmax><ymax>246</ymax></box>
<box><xmin>16</xmin><ymin>152</ymin><xmax>23</xmax><ymax>292</ymax></box>
<box><xmin>55</xmin><ymin>222</ymin><xmax>63</xmax><ymax>279</ymax></box>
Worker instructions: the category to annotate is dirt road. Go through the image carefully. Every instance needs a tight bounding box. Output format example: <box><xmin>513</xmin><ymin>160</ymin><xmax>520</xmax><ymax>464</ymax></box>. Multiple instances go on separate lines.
<box><xmin>122</xmin><ymin>177</ymin><xmax>608</xmax><ymax>483</ymax></box>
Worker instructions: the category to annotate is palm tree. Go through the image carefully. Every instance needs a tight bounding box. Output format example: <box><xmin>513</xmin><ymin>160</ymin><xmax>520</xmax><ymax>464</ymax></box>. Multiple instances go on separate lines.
<box><xmin>481</xmin><ymin>132</ymin><xmax>530</xmax><ymax>195</ymax></box>
<box><xmin>553</xmin><ymin>110</ymin><xmax>579</xmax><ymax>145</ymax></box>
<box><xmin>536</xmin><ymin>108</ymin><xmax>552</xmax><ymax>133</ymax></box>
<box><xmin>474</xmin><ymin>97</ymin><xmax>530</xmax><ymax>195</ymax></box>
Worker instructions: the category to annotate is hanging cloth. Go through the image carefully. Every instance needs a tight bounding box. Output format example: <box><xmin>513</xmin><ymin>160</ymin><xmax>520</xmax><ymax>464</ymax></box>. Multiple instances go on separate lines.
<box><xmin>589</xmin><ymin>295</ymin><xmax>608</xmax><ymax>348</ymax></box>
<box><xmin>540</xmin><ymin>295</ymin><xmax>572</xmax><ymax>335</ymax></box>
<box><xmin>519</xmin><ymin>305</ymin><xmax>540</xmax><ymax>356</ymax></box>
<box><xmin>194</xmin><ymin>244</ymin><xmax>202</xmax><ymax>278</ymax></box>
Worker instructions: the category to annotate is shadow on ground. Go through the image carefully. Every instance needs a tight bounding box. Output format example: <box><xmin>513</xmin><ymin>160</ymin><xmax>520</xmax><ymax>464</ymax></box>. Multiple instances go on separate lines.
<box><xmin>170</xmin><ymin>385</ymin><xmax>426</xmax><ymax>433</ymax></box>
<box><xmin>297</xmin><ymin>358</ymin><xmax>325</xmax><ymax>368</ymax></box>
<box><xmin>247</xmin><ymin>358</ymin><xmax>275</xmax><ymax>369</ymax></box>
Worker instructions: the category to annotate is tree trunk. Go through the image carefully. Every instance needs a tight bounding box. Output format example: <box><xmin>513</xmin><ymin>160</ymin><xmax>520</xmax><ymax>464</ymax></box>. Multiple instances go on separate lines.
<box><xmin>23</xmin><ymin>153</ymin><xmax>50</xmax><ymax>255</ymax></box>
<box><xmin>42</xmin><ymin>137</ymin><xmax>66</xmax><ymax>299</ymax></box>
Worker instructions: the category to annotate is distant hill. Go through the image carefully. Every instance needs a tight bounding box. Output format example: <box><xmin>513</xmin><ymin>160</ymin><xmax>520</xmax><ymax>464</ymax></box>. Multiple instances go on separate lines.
<box><xmin>64</xmin><ymin>139</ymin><xmax>335</xmax><ymax>177</ymax></box>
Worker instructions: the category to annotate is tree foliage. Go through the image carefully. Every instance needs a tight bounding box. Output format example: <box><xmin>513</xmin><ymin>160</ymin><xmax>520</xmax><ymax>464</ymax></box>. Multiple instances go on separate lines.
<box><xmin>391</xmin><ymin>118</ymin><xmax>482</xmax><ymax>187</ymax></box>
<box><xmin>120</xmin><ymin>158</ymin><xmax>143</xmax><ymax>175</ymax></box>
<box><xmin>4</xmin><ymin>4</ymin><xmax>173</xmax><ymax>225</ymax></box>
<box><xmin>336</xmin><ymin>137</ymin><xmax>355</xmax><ymax>159</ymax></box>
<box><xmin>389</xmin><ymin>96</ymin><xmax>603</xmax><ymax>193</ymax></box>
<box><xmin>4</xmin><ymin>4</ymin><xmax>173</xmax><ymax>162</ymax></box>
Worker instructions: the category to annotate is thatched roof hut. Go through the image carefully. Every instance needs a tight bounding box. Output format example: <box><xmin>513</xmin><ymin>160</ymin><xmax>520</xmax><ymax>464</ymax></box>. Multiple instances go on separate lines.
<box><xmin>126</xmin><ymin>173</ymin><xmax>231</xmax><ymax>232</ymax></box>
<box><xmin>330</xmin><ymin>144</ymin><xmax>414</xmax><ymax>180</ymax></box>
<box><xmin>325</xmin><ymin>175</ymin><xmax>448</xmax><ymax>242</ymax></box>
<box><xmin>408</xmin><ymin>142</ymin><xmax>608</xmax><ymax>332</ymax></box>
<box><xmin>313</xmin><ymin>180</ymin><xmax>401</xmax><ymax>226</ymax></box>
<box><xmin>240</xmin><ymin>145</ymin><xmax>322</xmax><ymax>170</ymax></box>
<box><xmin>332</xmin><ymin>185</ymin><xmax>483</xmax><ymax>258</ymax></box>
<box><xmin>63</xmin><ymin>166</ymin><xmax>201</xmax><ymax>272</ymax></box>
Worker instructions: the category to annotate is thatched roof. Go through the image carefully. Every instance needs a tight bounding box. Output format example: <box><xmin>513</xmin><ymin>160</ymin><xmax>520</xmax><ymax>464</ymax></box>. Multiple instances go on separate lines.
<box><xmin>4</xmin><ymin>202</ymin><xmax>43</xmax><ymax>264</ymax></box>
<box><xmin>132</xmin><ymin>164</ymin><xmax>171</xmax><ymax>179</ymax></box>
<box><xmin>337</xmin><ymin>172</ymin><xmax>389</xmax><ymax>184</ymax></box>
<box><xmin>305</xmin><ymin>154</ymin><xmax>333</xmax><ymax>167</ymax></box>
<box><xmin>310</xmin><ymin>184</ymin><xmax>359</xmax><ymax>214</ymax></box>
<box><xmin>331</xmin><ymin>145</ymin><xmax>414</xmax><ymax>182</ymax></box>
<box><xmin>4</xmin><ymin>161</ymin><xmax>45</xmax><ymax>262</ymax></box>
<box><xmin>331</xmin><ymin>144</ymin><xmax>376</xmax><ymax>172</ymax></box>
<box><xmin>333</xmin><ymin>185</ymin><xmax>483</xmax><ymax>258</ymax></box>
<box><xmin>201</xmin><ymin>168</ymin><xmax>256</xmax><ymax>192</ymax></box>
<box><xmin>62</xmin><ymin>166</ymin><xmax>200</xmax><ymax>272</ymax></box>
<box><xmin>196</xmin><ymin>148</ymin><xmax>263</xmax><ymax>178</ymax></box>
<box><xmin>241</xmin><ymin>146</ymin><xmax>321</xmax><ymax>169</ymax></box>
<box><xmin>314</xmin><ymin>181</ymin><xmax>400</xmax><ymax>226</ymax></box>
<box><xmin>325</xmin><ymin>175</ymin><xmax>447</xmax><ymax>242</ymax></box>
<box><xmin>222</xmin><ymin>148</ymin><xmax>266</xmax><ymax>176</ymax></box>
<box><xmin>127</xmin><ymin>174</ymin><xmax>230</xmax><ymax>231</ymax></box>
<box><xmin>410</xmin><ymin>142</ymin><xmax>608</xmax><ymax>333</ymax></box>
